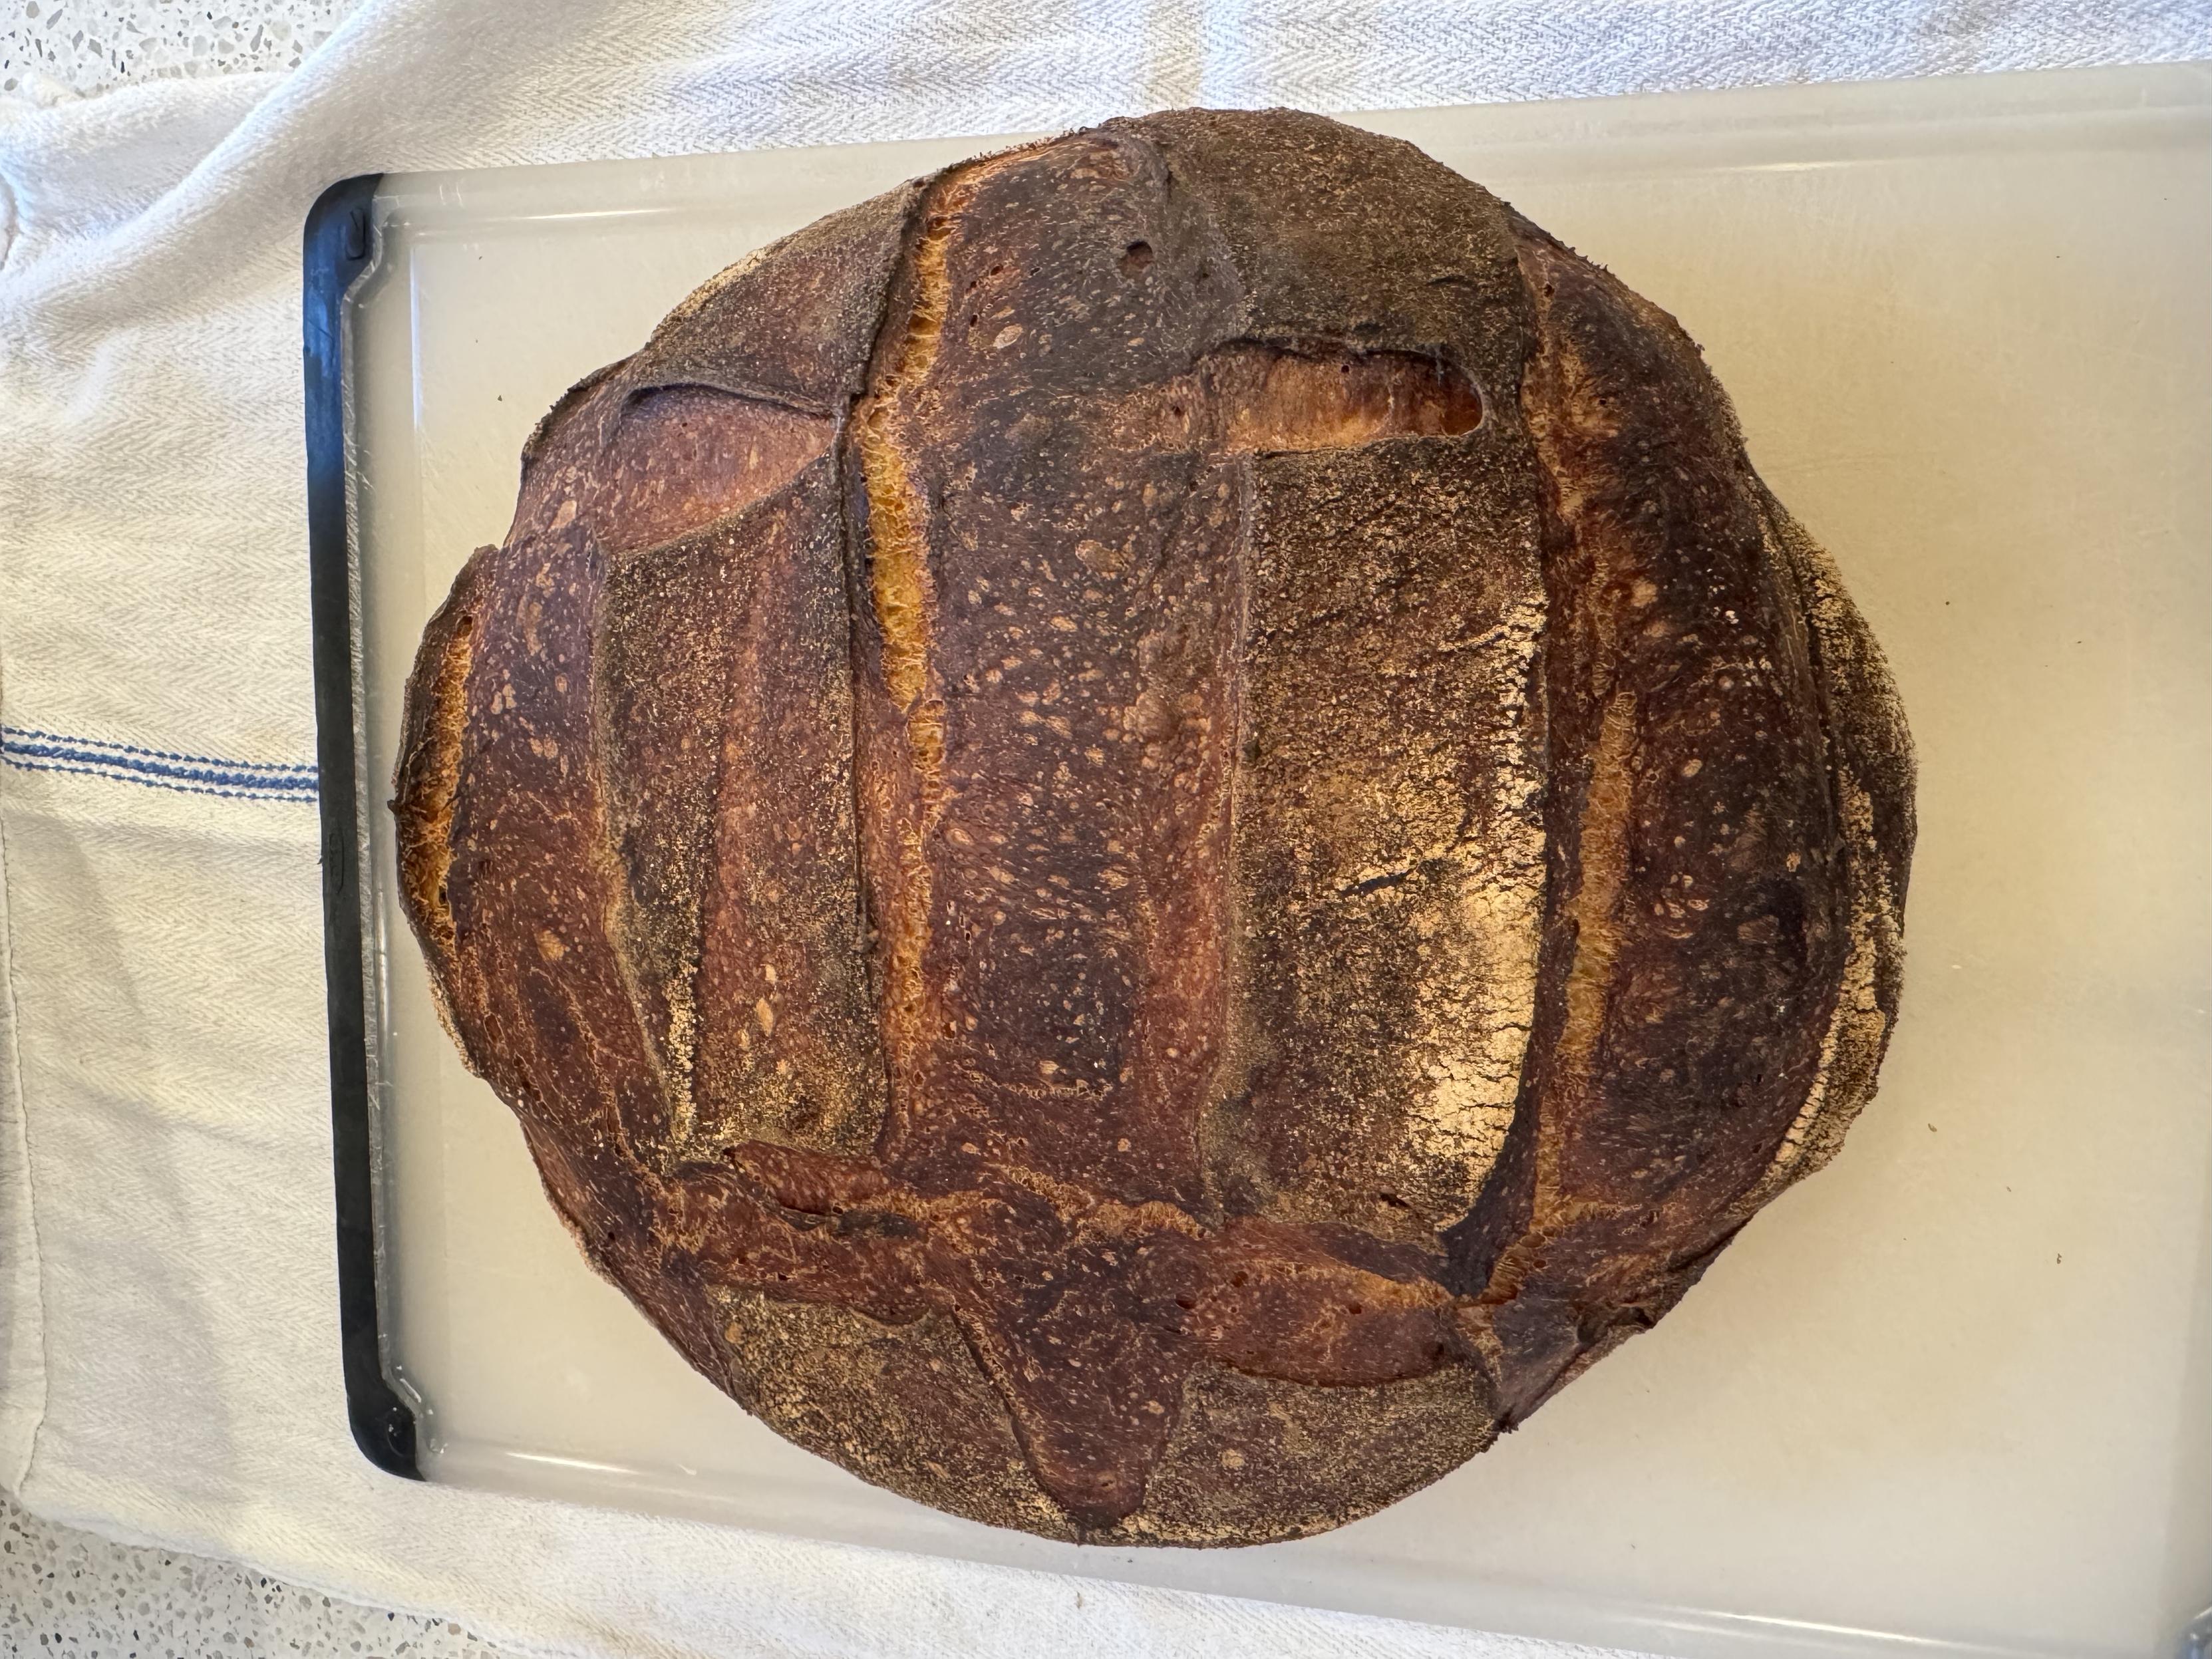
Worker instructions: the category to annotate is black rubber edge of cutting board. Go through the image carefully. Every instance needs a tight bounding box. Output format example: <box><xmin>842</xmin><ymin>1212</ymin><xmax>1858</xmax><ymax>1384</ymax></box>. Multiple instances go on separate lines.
<box><xmin>303</xmin><ymin>170</ymin><xmax>421</xmax><ymax>1482</ymax></box>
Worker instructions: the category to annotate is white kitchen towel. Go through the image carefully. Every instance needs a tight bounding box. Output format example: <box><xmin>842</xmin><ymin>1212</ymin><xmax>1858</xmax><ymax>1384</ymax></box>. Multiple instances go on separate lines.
<box><xmin>0</xmin><ymin>5</ymin><xmax>2207</xmax><ymax>1659</ymax></box>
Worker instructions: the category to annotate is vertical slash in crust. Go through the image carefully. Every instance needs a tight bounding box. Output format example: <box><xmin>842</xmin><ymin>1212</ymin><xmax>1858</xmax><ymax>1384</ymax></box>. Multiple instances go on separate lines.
<box><xmin>853</xmin><ymin>154</ymin><xmax>1025</xmax><ymax>1143</ymax></box>
<box><xmin>856</xmin><ymin>201</ymin><xmax>956</xmax><ymax>1131</ymax></box>
<box><xmin>393</xmin><ymin>545</ymin><xmax>493</xmax><ymax>1052</ymax></box>
<box><xmin>1539</xmin><ymin>687</ymin><xmax>1635</xmax><ymax>1213</ymax></box>
<box><xmin>406</xmin><ymin>611</ymin><xmax>474</xmax><ymax>961</ymax></box>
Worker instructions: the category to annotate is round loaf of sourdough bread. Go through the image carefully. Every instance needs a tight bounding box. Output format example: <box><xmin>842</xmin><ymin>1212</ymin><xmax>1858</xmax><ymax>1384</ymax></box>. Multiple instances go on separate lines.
<box><xmin>393</xmin><ymin>108</ymin><xmax>1915</xmax><ymax>1546</ymax></box>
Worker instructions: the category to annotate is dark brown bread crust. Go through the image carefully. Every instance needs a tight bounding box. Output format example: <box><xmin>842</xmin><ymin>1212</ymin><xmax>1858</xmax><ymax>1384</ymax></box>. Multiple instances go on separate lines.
<box><xmin>391</xmin><ymin>109</ymin><xmax>1913</xmax><ymax>1545</ymax></box>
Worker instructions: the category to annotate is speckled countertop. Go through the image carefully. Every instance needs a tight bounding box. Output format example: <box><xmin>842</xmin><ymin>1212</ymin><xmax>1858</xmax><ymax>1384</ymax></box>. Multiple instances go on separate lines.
<box><xmin>0</xmin><ymin>19</ymin><xmax>530</xmax><ymax>1656</ymax></box>
<box><xmin>0</xmin><ymin>1503</ymin><xmax>516</xmax><ymax>1659</ymax></box>
<box><xmin>0</xmin><ymin>0</ymin><xmax>356</xmax><ymax>96</ymax></box>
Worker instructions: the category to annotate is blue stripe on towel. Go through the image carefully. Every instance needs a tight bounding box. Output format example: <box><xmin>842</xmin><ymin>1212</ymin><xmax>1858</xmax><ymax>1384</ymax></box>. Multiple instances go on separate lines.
<box><xmin>6</xmin><ymin>726</ymin><xmax>319</xmax><ymax>777</ymax></box>
<box><xmin>0</xmin><ymin>726</ymin><xmax>320</xmax><ymax>803</ymax></box>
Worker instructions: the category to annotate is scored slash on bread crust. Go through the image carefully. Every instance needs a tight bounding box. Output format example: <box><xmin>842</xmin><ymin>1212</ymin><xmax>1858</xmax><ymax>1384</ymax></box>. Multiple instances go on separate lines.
<box><xmin>391</xmin><ymin>108</ymin><xmax>1913</xmax><ymax>1545</ymax></box>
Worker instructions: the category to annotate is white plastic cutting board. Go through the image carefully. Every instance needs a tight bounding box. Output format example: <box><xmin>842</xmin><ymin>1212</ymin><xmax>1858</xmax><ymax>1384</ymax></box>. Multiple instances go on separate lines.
<box><xmin>342</xmin><ymin>64</ymin><xmax>2212</xmax><ymax>1659</ymax></box>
